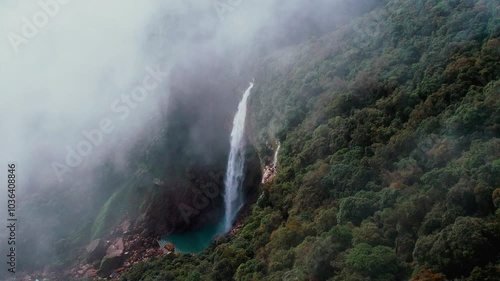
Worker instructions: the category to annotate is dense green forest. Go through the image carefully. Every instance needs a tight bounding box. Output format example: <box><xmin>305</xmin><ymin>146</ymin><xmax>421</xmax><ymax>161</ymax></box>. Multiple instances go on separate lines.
<box><xmin>121</xmin><ymin>0</ymin><xmax>499</xmax><ymax>280</ymax></box>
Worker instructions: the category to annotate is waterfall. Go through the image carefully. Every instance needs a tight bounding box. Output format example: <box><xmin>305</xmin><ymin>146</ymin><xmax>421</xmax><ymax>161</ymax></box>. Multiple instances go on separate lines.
<box><xmin>272</xmin><ymin>141</ymin><xmax>280</xmax><ymax>168</ymax></box>
<box><xmin>223</xmin><ymin>82</ymin><xmax>254</xmax><ymax>232</ymax></box>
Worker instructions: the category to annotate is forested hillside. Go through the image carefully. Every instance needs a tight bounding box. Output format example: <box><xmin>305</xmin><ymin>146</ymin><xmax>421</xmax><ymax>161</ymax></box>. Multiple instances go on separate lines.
<box><xmin>122</xmin><ymin>0</ymin><xmax>499</xmax><ymax>280</ymax></box>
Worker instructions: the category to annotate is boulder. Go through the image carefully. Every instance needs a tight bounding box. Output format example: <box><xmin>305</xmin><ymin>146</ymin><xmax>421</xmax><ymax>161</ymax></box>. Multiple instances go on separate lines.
<box><xmin>115</xmin><ymin>237</ymin><xmax>124</xmax><ymax>251</ymax></box>
<box><xmin>164</xmin><ymin>243</ymin><xmax>175</xmax><ymax>252</ymax></box>
<box><xmin>86</xmin><ymin>239</ymin><xmax>106</xmax><ymax>263</ymax></box>
<box><xmin>98</xmin><ymin>250</ymin><xmax>124</xmax><ymax>277</ymax></box>
<box><xmin>106</xmin><ymin>237</ymin><xmax>125</xmax><ymax>255</ymax></box>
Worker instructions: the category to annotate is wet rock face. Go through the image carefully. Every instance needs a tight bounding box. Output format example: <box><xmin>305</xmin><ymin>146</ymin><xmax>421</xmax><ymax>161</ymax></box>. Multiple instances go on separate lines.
<box><xmin>142</xmin><ymin>171</ymin><xmax>226</xmax><ymax>236</ymax></box>
<box><xmin>141</xmin><ymin>143</ymin><xmax>261</xmax><ymax>237</ymax></box>
<box><xmin>86</xmin><ymin>239</ymin><xmax>106</xmax><ymax>263</ymax></box>
<box><xmin>243</xmin><ymin>142</ymin><xmax>263</xmax><ymax>193</ymax></box>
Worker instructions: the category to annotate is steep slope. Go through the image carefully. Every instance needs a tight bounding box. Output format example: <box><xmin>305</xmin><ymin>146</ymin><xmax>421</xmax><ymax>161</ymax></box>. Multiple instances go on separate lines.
<box><xmin>122</xmin><ymin>0</ymin><xmax>499</xmax><ymax>280</ymax></box>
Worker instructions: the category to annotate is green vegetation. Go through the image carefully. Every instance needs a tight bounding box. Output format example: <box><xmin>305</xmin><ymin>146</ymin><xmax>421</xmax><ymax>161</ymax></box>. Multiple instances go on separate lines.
<box><xmin>122</xmin><ymin>0</ymin><xmax>500</xmax><ymax>280</ymax></box>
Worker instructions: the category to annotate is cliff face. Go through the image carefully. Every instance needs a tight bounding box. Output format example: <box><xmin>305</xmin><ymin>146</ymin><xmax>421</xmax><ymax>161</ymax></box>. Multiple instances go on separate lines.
<box><xmin>138</xmin><ymin>73</ymin><xmax>262</xmax><ymax>236</ymax></box>
<box><xmin>242</xmin><ymin>138</ymin><xmax>263</xmax><ymax>199</ymax></box>
<box><xmin>140</xmin><ymin>170</ymin><xmax>225</xmax><ymax>235</ymax></box>
<box><xmin>124</xmin><ymin>0</ymin><xmax>499</xmax><ymax>280</ymax></box>
<box><xmin>140</xmin><ymin>137</ymin><xmax>261</xmax><ymax>236</ymax></box>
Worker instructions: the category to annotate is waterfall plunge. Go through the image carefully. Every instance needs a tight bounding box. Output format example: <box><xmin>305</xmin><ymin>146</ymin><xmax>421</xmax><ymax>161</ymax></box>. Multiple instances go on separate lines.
<box><xmin>223</xmin><ymin>82</ymin><xmax>254</xmax><ymax>232</ymax></box>
<box><xmin>272</xmin><ymin>141</ymin><xmax>280</xmax><ymax>168</ymax></box>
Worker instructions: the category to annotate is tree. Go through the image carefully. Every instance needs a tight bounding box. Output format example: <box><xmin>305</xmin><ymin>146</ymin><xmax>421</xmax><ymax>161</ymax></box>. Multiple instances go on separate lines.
<box><xmin>413</xmin><ymin>217</ymin><xmax>497</xmax><ymax>278</ymax></box>
<box><xmin>345</xmin><ymin>243</ymin><xmax>401</xmax><ymax>280</ymax></box>
<box><xmin>337</xmin><ymin>192</ymin><xmax>378</xmax><ymax>226</ymax></box>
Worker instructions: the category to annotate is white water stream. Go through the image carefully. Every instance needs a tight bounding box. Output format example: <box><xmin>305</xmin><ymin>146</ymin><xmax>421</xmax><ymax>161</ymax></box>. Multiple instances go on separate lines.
<box><xmin>223</xmin><ymin>82</ymin><xmax>254</xmax><ymax>232</ymax></box>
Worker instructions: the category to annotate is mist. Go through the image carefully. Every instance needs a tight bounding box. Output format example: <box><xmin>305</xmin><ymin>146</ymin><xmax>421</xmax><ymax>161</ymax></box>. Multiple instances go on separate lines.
<box><xmin>0</xmin><ymin>0</ymin><xmax>383</xmax><ymax>276</ymax></box>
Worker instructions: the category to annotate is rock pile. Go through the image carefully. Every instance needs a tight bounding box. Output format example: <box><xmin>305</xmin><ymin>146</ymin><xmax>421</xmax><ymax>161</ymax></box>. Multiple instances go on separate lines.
<box><xmin>67</xmin><ymin>220</ymin><xmax>173</xmax><ymax>280</ymax></box>
<box><xmin>262</xmin><ymin>165</ymin><xmax>277</xmax><ymax>183</ymax></box>
<box><xmin>262</xmin><ymin>140</ymin><xmax>280</xmax><ymax>184</ymax></box>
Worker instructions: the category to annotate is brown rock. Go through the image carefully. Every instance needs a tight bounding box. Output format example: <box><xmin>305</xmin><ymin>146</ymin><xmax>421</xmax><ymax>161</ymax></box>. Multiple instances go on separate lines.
<box><xmin>106</xmin><ymin>244</ymin><xmax>117</xmax><ymax>255</ymax></box>
<box><xmin>115</xmin><ymin>237</ymin><xmax>124</xmax><ymax>251</ymax></box>
<box><xmin>164</xmin><ymin>243</ymin><xmax>175</xmax><ymax>252</ymax></box>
